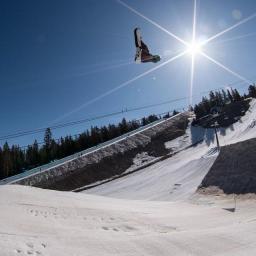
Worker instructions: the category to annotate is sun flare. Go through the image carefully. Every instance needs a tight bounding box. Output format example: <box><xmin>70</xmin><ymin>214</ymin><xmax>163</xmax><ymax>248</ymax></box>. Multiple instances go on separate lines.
<box><xmin>187</xmin><ymin>41</ymin><xmax>202</xmax><ymax>56</ymax></box>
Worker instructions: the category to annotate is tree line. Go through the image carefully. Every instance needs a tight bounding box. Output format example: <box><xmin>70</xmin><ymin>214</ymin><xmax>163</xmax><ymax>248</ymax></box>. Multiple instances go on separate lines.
<box><xmin>2</xmin><ymin>84</ymin><xmax>256</xmax><ymax>180</ymax></box>
<box><xmin>0</xmin><ymin>113</ymin><xmax>176</xmax><ymax>179</ymax></box>
<box><xmin>193</xmin><ymin>84</ymin><xmax>256</xmax><ymax>120</ymax></box>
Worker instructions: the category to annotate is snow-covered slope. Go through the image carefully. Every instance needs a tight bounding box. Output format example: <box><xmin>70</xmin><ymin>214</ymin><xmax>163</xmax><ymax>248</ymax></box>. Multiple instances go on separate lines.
<box><xmin>220</xmin><ymin>99</ymin><xmax>256</xmax><ymax>144</ymax></box>
<box><xmin>85</xmin><ymin>99</ymin><xmax>256</xmax><ymax>200</ymax></box>
<box><xmin>85</xmin><ymin>145</ymin><xmax>217</xmax><ymax>201</ymax></box>
<box><xmin>166</xmin><ymin>99</ymin><xmax>256</xmax><ymax>150</ymax></box>
<box><xmin>2</xmin><ymin>100</ymin><xmax>256</xmax><ymax>255</ymax></box>
<box><xmin>1</xmin><ymin>185</ymin><xmax>256</xmax><ymax>256</ymax></box>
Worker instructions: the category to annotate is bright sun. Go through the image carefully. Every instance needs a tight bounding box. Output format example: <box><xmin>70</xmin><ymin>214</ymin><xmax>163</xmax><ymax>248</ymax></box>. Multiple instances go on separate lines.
<box><xmin>187</xmin><ymin>41</ymin><xmax>202</xmax><ymax>55</ymax></box>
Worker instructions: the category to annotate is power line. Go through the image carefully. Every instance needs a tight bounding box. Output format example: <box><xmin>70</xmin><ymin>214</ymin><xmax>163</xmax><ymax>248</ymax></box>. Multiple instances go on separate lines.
<box><xmin>0</xmin><ymin>97</ymin><xmax>188</xmax><ymax>141</ymax></box>
<box><xmin>17</xmin><ymin>109</ymin><xmax>184</xmax><ymax>150</ymax></box>
<box><xmin>0</xmin><ymin>78</ymin><xmax>254</xmax><ymax>142</ymax></box>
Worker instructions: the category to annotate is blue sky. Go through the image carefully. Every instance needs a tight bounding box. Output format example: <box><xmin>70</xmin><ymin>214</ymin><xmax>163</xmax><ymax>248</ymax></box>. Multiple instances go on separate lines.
<box><xmin>1</xmin><ymin>0</ymin><xmax>256</xmax><ymax>147</ymax></box>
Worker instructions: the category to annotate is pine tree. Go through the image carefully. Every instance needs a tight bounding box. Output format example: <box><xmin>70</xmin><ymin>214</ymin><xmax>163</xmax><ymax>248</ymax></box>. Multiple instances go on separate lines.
<box><xmin>26</xmin><ymin>141</ymin><xmax>40</xmax><ymax>168</ymax></box>
<box><xmin>233</xmin><ymin>89</ymin><xmax>241</xmax><ymax>101</ymax></box>
<box><xmin>147</xmin><ymin>114</ymin><xmax>159</xmax><ymax>123</ymax></box>
<box><xmin>248</xmin><ymin>84</ymin><xmax>256</xmax><ymax>98</ymax></box>
<box><xmin>142</xmin><ymin>117</ymin><xmax>148</xmax><ymax>126</ymax></box>
<box><xmin>42</xmin><ymin>128</ymin><xmax>53</xmax><ymax>163</ymax></box>
<box><xmin>202</xmin><ymin>97</ymin><xmax>211</xmax><ymax>114</ymax></box>
<box><xmin>227</xmin><ymin>89</ymin><xmax>234</xmax><ymax>102</ymax></box>
<box><xmin>10</xmin><ymin>145</ymin><xmax>24</xmax><ymax>175</ymax></box>
<box><xmin>209</xmin><ymin>91</ymin><xmax>216</xmax><ymax>107</ymax></box>
<box><xmin>173</xmin><ymin>110</ymin><xmax>179</xmax><ymax>116</ymax></box>
<box><xmin>163</xmin><ymin>112</ymin><xmax>170</xmax><ymax>118</ymax></box>
<box><xmin>44</xmin><ymin>128</ymin><xmax>52</xmax><ymax>149</ymax></box>
<box><xmin>215</xmin><ymin>91</ymin><xmax>224</xmax><ymax>106</ymax></box>
<box><xmin>77</xmin><ymin>133</ymin><xmax>88</xmax><ymax>151</ymax></box>
<box><xmin>100</xmin><ymin>126</ymin><xmax>109</xmax><ymax>142</ymax></box>
<box><xmin>2</xmin><ymin>142</ymin><xmax>12</xmax><ymax>178</ymax></box>
<box><xmin>119</xmin><ymin>118</ymin><xmax>129</xmax><ymax>134</ymax></box>
<box><xmin>0</xmin><ymin>147</ymin><xmax>3</xmax><ymax>178</ymax></box>
<box><xmin>50</xmin><ymin>140</ymin><xmax>59</xmax><ymax>161</ymax></box>
<box><xmin>221</xmin><ymin>89</ymin><xmax>228</xmax><ymax>103</ymax></box>
<box><xmin>194</xmin><ymin>104</ymin><xmax>206</xmax><ymax>119</ymax></box>
<box><xmin>130</xmin><ymin>120</ymin><xmax>140</xmax><ymax>130</ymax></box>
<box><xmin>31</xmin><ymin>140</ymin><xmax>40</xmax><ymax>165</ymax></box>
<box><xmin>231</xmin><ymin>88</ymin><xmax>241</xmax><ymax>101</ymax></box>
<box><xmin>90</xmin><ymin>126</ymin><xmax>102</xmax><ymax>145</ymax></box>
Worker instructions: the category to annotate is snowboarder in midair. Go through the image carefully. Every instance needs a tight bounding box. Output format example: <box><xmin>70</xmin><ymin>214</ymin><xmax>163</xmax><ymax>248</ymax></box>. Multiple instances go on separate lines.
<box><xmin>134</xmin><ymin>27</ymin><xmax>161</xmax><ymax>63</ymax></box>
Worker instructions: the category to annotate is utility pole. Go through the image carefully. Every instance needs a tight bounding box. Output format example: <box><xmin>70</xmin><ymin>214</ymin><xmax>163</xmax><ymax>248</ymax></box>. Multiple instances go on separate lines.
<box><xmin>234</xmin><ymin>194</ymin><xmax>237</xmax><ymax>212</ymax></box>
<box><xmin>214</xmin><ymin>121</ymin><xmax>220</xmax><ymax>151</ymax></box>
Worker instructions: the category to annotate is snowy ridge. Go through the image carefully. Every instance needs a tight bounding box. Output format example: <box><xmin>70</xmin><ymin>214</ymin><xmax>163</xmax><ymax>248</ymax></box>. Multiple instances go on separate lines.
<box><xmin>85</xmin><ymin>99</ymin><xmax>256</xmax><ymax>200</ymax></box>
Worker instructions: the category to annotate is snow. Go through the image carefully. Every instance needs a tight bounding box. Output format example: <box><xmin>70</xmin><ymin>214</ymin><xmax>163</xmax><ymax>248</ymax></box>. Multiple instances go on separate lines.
<box><xmin>85</xmin><ymin>100</ymin><xmax>256</xmax><ymax>201</ymax></box>
<box><xmin>219</xmin><ymin>99</ymin><xmax>256</xmax><ymax>144</ymax></box>
<box><xmin>1</xmin><ymin>100</ymin><xmax>256</xmax><ymax>255</ymax></box>
<box><xmin>126</xmin><ymin>152</ymin><xmax>158</xmax><ymax>171</ymax></box>
<box><xmin>166</xmin><ymin>99</ymin><xmax>256</xmax><ymax>151</ymax></box>
<box><xmin>85</xmin><ymin>145</ymin><xmax>217</xmax><ymax>201</ymax></box>
<box><xmin>1</xmin><ymin>185</ymin><xmax>256</xmax><ymax>256</ymax></box>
